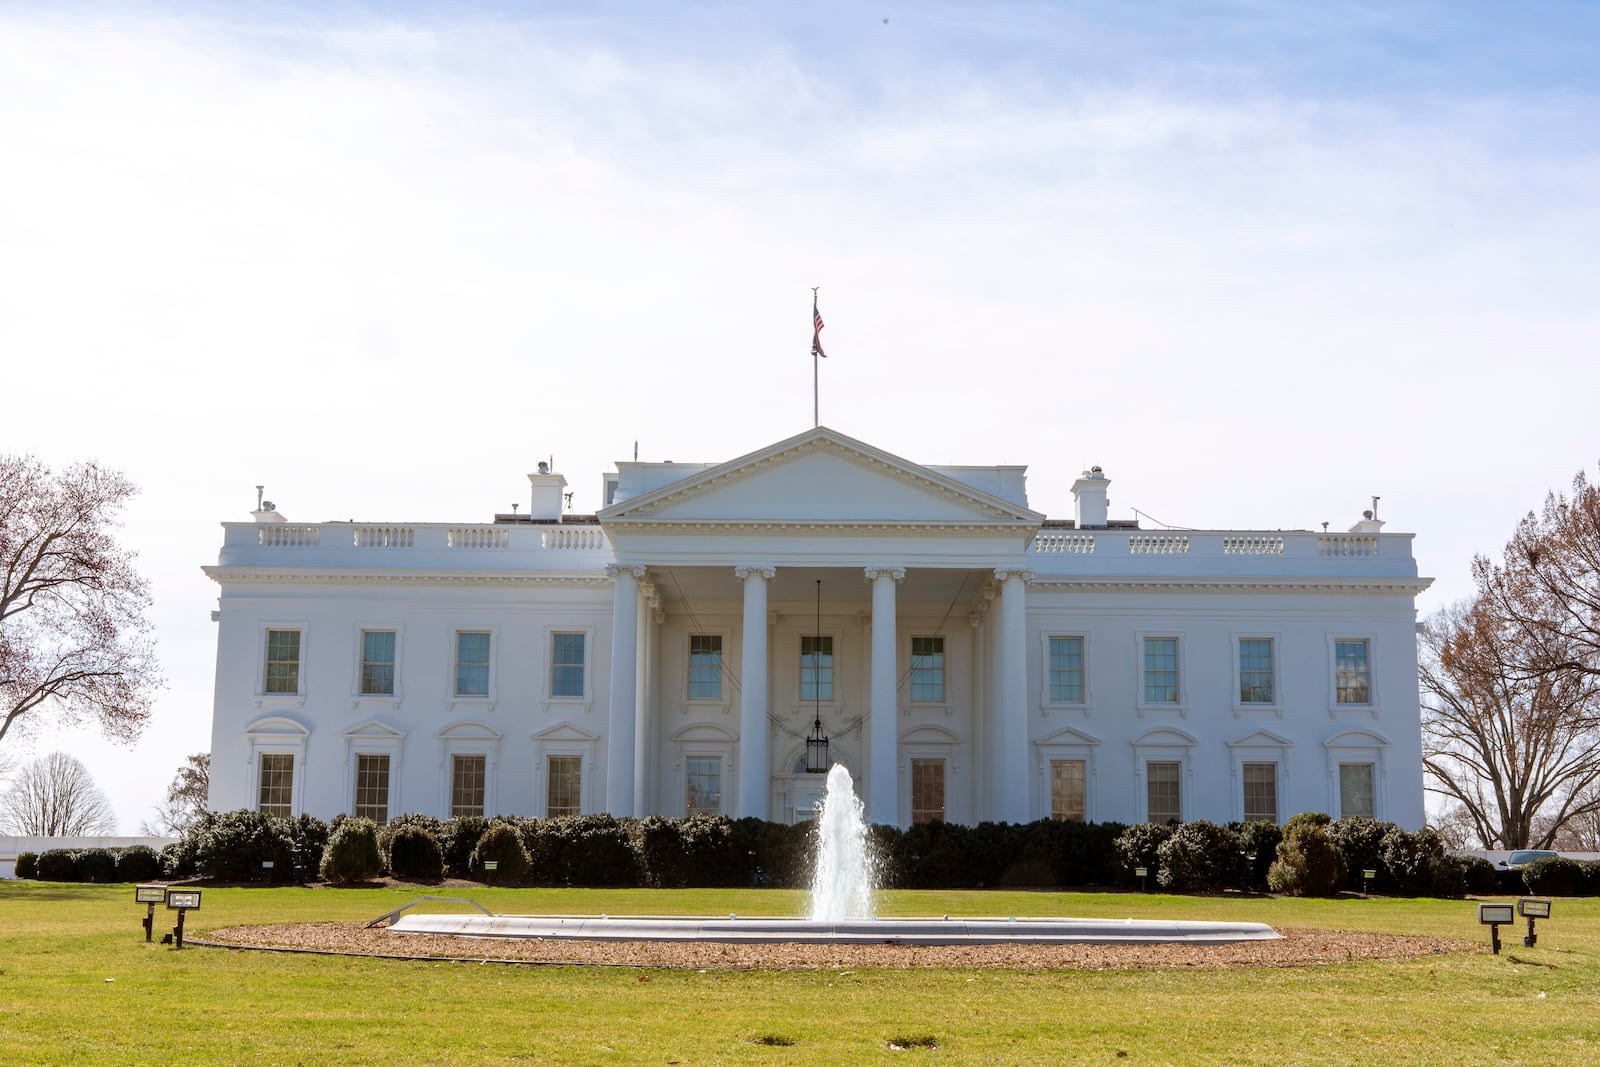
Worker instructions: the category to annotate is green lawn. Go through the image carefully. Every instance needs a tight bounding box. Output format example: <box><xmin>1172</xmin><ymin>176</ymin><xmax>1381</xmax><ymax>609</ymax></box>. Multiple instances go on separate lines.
<box><xmin>3</xmin><ymin>882</ymin><xmax>1598</xmax><ymax>1065</ymax></box>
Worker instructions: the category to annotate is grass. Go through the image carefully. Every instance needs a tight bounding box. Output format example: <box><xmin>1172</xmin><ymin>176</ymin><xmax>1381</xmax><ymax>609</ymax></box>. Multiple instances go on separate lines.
<box><xmin>3</xmin><ymin>882</ymin><xmax>1600</xmax><ymax>1065</ymax></box>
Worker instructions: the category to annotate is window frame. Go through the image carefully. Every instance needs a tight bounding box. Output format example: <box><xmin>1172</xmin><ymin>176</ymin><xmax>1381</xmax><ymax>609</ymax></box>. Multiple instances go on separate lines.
<box><xmin>1323</xmin><ymin>729</ymin><xmax>1389</xmax><ymax>820</ymax></box>
<box><xmin>1132</xmin><ymin>728</ymin><xmax>1195</xmax><ymax>824</ymax></box>
<box><xmin>1241</xmin><ymin>761</ymin><xmax>1279</xmax><ymax>825</ymax></box>
<box><xmin>908</xmin><ymin>635</ymin><xmax>946</xmax><ymax>704</ymax></box>
<box><xmin>1328</xmin><ymin>634</ymin><xmax>1380</xmax><ymax>715</ymax></box>
<box><xmin>449</xmin><ymin>626</ymin><xmax>498</xmax><ymax>704</ymax></box>
<box><xmin>1232</xmin><ymin>633</ymin><xmax>1281</xmax><ymax>715</ymax></box>
<box><xmin>1035</xmin><ymin>726</ymin><xmax>1099</xmax><ymax>822</ymax></box>
<box><xmin>800</xmin><ymin>632</ymin><xmax>836</xmax><ymax>703</ymax></box>
<box><xmin>356</xmin><ymin>626</ymin><xmax>401</xmax><ymax>699</ymax></box>
<box><xmin>1049</xmin><ymin>758</ymin><xmax>1088</xmax><ymax>823</ymax></box>
<box><xmin>685</xmin><ymin>754</ymin><xmax>724</xmax><ymax>817</ymax></box>
<box><xmin>909</xmin><ymin>757</ymin><xmax>947</xmax><ymax>824</ymax></box>
<box><xmin>545</xmin><ymin>754</ymin><xmax>583</xmax><ymax>818</ymax></box>
<box><xmin>435</xmin><ymin>720</ymin><xmax>502</xmax><ymax>819</ymax></box>
<box><xmin>1227</xmin><ymin>729</ymin><xmax>1292</xmax><ymax>825</ymax></box>
<box><xmin>449</xmin><ymin>752</ymin><xmax>489</xmax><ymax>818</ymax></box>
<box><xmin>1135</xmin><ymin>632</ymin><xmax>1187</xmax><ymax>715</ymax></box>
<box><xmin>546</xmin><ymin>627</ymin><xmax>593</xmax><ymax>703</ymax></box>
<box><xmin>1042</xmin><ymin>633</ymin><xmax>1091</xmax><ymax>711</ymax></box>
<box><xmin>353</xmin><ymin>752</ymin><xmax>393</xmax><ymax>824</ymax></box>
<box><xmin>258</xmin><ymin>623</ymin><xmax>308</xmax><ymax>698</ymax></box>
<box><xmin>257</xmin><ymin>752</ymin><xmax>296</xmax><ymax>818</ymax></box>
<box><xmin>686</xmin><ymin>632</ymin><xmax>727</xmax><ymax>703</ymax></box>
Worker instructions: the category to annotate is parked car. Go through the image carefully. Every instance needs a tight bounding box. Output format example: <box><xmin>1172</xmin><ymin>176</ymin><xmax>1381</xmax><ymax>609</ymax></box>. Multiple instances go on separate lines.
<box><xmin>1504</xmin><ymin>849</ymin><xmax>1559</xmax><ymax>868</ymax></box>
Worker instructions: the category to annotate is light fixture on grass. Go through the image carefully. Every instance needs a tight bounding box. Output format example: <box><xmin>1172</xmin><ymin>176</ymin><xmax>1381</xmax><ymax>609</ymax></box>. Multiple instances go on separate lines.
<box><xmin>165</xmin><ymin>889</ymin><xmax>202</xmax><ymax>950</ymax></box>
<box><xmin>135</xmin><ymin>884</ymin><xmax>167</xmax><ymax>941</ymax></box>
<box><xmin>1477</xmin><ymin>902</ymin><xmax>1514</xmax><ymax>955</ymax></box>
<box><xmin>1517</xmin><ymin>898</ymin><xmax>1552</xmax><ymax>947</ymax></box>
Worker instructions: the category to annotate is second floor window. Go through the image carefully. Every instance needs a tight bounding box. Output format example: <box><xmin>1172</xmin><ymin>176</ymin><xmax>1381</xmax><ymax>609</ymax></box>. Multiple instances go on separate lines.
<box><xmin>688</xmin><ymin>635</ymin><xmax>722</xmax><ymax>699</ymax></box>
<box><xmin>801</xmin><ymin>635</ymin><xmax>833</xmax><ymax>701</ymax></box>
<box><xmin>264</xmin><ymin>630</ymin><xmax>300</xmax><ymax>694</ymax></box>
<box><xmin>455</xmin><ymin>631</ymin><xmax>490</xmax><ymax>697</ymax></box>
<box><xmin>1336</xmin><ymin>639</ymin><xmax>1371</xmax><ymax>704</ymax></box>
<box><xmin>1239</xmin><ymin>639</ymin><xmax>1274</xmax><ymax>704</ymax></box>
<box><xmin>1143</xmin><ymin>638</ymin><xmax>1179</xmax><ymax>703</ymax></box>
<box><xmin>910</xmin><ymin>637</ymin><xmax>944</xmax><ymax>701</ymax></box>
<box><xmin>1049</xmin><ymin>636</ymin><xmax>1085</xmax><ymax>702</ymax></box>
<box><xmin>361</xmin><ymin>630</ymin><xmax>395</xmax><ymax>695</ymax></box>
<box><xmin>551</xmin><ymin>632</ymin><xmax>586</xmax><ymax>697</ymax></box>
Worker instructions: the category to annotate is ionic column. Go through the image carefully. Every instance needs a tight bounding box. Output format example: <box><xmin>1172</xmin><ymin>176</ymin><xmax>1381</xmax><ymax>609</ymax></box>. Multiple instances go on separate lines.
<box><xmin>736</xmin><ymin>565</ymin><xmax>775</xmax><ymax>820</ymax></box>
<box><xmin>867</xmin><ymin>566</ymin><xmax>905</xmax><ymax>825</ymax></box>
<box><xmin>996</xmin><ymin>568</ymin><xmax>1032</xmax><ymax>824</ymax></box>
<box><xmin>605</xmin><ymin>564</ymin><xmax>646</xmax><ymax>815</ymax></box>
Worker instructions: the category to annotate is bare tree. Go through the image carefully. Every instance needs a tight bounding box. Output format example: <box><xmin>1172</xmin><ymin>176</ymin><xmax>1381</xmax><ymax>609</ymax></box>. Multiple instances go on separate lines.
<box><xmin>0</xmin><ymin>751</ymin><xmax>118</xmax><ymax>835</ymax></box>
<box><xmin>1420</xmin><ymin>598</ymin><xmax>1600</xmax><ymax>849</ymax></box>
<box><xmin>1473</xmin><ymin>467</ymin><xmax>1600</xmax><ymax>681</ymax></box>
<box><xmin>139</xmin><ymin>752</ymin><xmax>209</xmax><ymax>836</ymax></box>
<box><xmin>1</xmin><ymin>454</ymin><xmax>161</xmax><ymax>745</ymax></box>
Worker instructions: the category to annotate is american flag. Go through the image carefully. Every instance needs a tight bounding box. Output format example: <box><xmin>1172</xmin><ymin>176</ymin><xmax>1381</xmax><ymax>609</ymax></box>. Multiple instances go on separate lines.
<box><xmin>812</xmin><ymin>294</ymin><xmax>827</xmax><ymax>358</ymax></box>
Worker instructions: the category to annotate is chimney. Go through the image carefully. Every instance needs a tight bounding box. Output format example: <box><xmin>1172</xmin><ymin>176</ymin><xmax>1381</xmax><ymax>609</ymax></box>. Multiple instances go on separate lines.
<box><xmin>528</xmin><ymin>461</ymin><xmax>568</xmax><ymax>522</ymax></box>
<box><xmin>1071</xmin><ymin>466</ymin><xmax>1110</xmax><ymax>528</ymax></box>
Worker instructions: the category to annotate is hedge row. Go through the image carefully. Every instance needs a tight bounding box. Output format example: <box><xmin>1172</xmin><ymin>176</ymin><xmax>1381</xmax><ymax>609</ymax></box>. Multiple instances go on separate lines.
<box><xmin>17</xmin><ymin>811</ymin><xmax>1600</xmax><ymax>898</ymax></box>
<box><xmin>13</xmin><ymin>845</ymin><xmax>162</xmax><ymax>884</ymax></box>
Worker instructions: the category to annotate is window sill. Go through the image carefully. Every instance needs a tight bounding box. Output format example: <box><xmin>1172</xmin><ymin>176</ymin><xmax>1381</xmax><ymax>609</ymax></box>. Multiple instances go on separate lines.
<box><xmin>1040</xmin><ymin>702</ymin><xmax>1092</xmax><ymax>718</ymax></box>
<box><xmin>1232</xmin><ymin>703</ymin><xmax>1283</xmax><ymax>719</ymax></box>
<box><xmin>1135</xmin><ymin>703</ymin><xmax>1188</xmax><ymax>718</ymax></box>
<box><xmin>1328</xmin><ymin>703</ymin><xmax>1381</xmax><ymax>719</ymax></box>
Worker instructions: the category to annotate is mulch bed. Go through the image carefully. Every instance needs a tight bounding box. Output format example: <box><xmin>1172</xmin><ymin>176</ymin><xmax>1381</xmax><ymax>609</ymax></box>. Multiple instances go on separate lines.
<box><xmin>199</xmin><ymin>921</ymin><xmax>1477</xmax><ymax>971</ymax></box>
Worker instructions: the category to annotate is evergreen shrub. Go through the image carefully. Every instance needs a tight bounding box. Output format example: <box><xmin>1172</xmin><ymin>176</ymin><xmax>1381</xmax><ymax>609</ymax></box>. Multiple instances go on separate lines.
<box><xmin>161</xmin><ymin>837</ymin><xmax>197</xmax><ymax>880</ymax></box>
<box><xmin>75</xmin><ymin>847</ymin><xmax>118</xmax><ymax>883</ymax></box>
<box><xmin>469</xmin><ymin>823</ymin><xmax>531</xmax><ymax>884</ymax></box>
<box><xmin>732</xmin><ymin>816</ymin><xmax>813</xmax><ymax>889</ymax></box>
<box><xmin>115</xmin><ymin>845</ymin><xmax>162</xmax><ymax>882</ymax></box>
<box><xmin>891</xmin><ymin>820</ymin><xmax>976</xmax><ymax>888</ymax></box>
<box><xmin>289</xmin><ymin>813</ymin><xmax>331</xmax><ymax>881</ymax></box>
<box><xmin>1113</xmin><ymin>823</ymin><xmax>1174</xmax><ymax>886</ymax></box>
<box><xmin>1458</xmin><ymin>855</ymin><xmax>1499</xmax><ymax>895</ymax></box>
<box><xmin>1377</xmin><ymin>826</ymin><xmax>1449</xmax><ymax>896</ymax></box>
<box><xmin>191</xmin><ymin>810</ymin><xmax>297</xmax><ymax>882</ymax></box>
<box><xmin>1522</xmin><ymin>856</ymin><xmax>1585</xmax><ymax>896</ymax></box>
<box><xmin>1328</xmin><ymin>816</ymin><xmax>1395</xmax><ymax>892</ymax></box>
<box><xmin>1268</xmin><ymin>812</ymin><xmax>1344</xmax><ymax>896</ymax></box>
<box><xmin>1237</xmin><ymin>821</ymin><xmax>1283</xmax><ymax>892</ymax></box>
<box><xmin>35</xmin><ymin>849</ymin><xmax>80</xmax><ymax>882</ymax></box>
<box><xmin>14</xmin><ymin>851</ymin><xmax>38</xmax><ymax>880</ymax></box>
<box><xmin>386</xmin><ymin>824</ymin><xmax>445</xmax><ymax>882</ymax></box>
<box><xmin>532</xmin><ymin>815</ymin><xmax>639</xmax><ymax>886</ymax></box>
<box><xmin>320</xmin><ymin>817</ymin><xmax>384</xmax><ymax>884</ymax></box>
<box><xmin>440</xmin><ymin>816</ymin><xmax>491</xmax><ymax>878</ymax></box>
<box><xmin>1579</xmin><ymin>860</ymin><xmax>1600</xmax><ymax>897</ymax></box>
<box><xmin>1155</xmin><ymin>820</ymin><xmax>1241</xmax><ymax>892</ymax></box>
<box><xmin>378</xmin><ymin>814</ymin><xmax>444</xmax><ymax>872</ymax></box>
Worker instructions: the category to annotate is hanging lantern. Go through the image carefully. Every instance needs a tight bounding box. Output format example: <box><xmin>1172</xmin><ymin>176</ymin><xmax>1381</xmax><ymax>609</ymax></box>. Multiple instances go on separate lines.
<box><xmin>805</xmin><ymin>714</ymin><xmax>829</xmax><ymax>774</ymax></box>
<box><xmin>805</xmin><ymin>577</ymin><xmax>829</xmax><ymax>773</ymax></box>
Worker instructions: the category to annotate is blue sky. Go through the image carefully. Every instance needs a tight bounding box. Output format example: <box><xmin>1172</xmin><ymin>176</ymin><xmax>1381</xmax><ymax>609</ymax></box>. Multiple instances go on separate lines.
<box><xmin>3</xmin><ymin>1</ymin><xmax>1598</xmax><ymax>828</ymax></box>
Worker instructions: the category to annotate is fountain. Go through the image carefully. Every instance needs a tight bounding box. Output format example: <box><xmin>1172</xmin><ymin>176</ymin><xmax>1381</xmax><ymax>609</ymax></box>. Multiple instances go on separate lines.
<box><xmin>387</xmin><ymin>764</ymin><xmax>1279</xmax><ymax>946</ymax></box>
<box><xmin>808</xmin><ymin>764</ymin><xmax>875</xmax><ymax>922</ymax></box>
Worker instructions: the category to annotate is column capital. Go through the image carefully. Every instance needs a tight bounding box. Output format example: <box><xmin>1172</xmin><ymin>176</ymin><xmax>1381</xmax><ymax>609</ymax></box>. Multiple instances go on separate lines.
<box><xmin>993</xmin><ymin>567</ymin><xmax>1035</xmax><ymax>584</ymax></box>
<box><xmin>863</xmin><ymin>566</ymin><xmax>906</xmax><ymax>583</ymax></box>
<box><xmin>605</xmin><ymin>563</ymin><xmax>648</xmax><ymax>580</ymax></box>
<box><xmin>734</xmin><ymin>565</ymin><xmax>776</xmax><ymax>582</ymax></box>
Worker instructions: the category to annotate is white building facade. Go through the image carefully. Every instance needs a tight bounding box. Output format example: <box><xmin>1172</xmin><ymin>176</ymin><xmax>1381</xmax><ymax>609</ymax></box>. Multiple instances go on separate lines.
<box><xmin>206</xmin><ymin>427</ymin><xmax>1431</xmax><ymax>829</ymax></box>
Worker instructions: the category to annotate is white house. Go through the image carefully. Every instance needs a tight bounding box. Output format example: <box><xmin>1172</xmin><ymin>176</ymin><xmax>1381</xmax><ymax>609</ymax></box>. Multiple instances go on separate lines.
<box><xmin>205</xmin><ymin>426</ymin><xmax>1430</xmax><ymax>829</ymax></box>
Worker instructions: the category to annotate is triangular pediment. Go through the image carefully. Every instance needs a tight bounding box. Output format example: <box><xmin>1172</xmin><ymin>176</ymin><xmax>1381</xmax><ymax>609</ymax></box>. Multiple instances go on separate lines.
<box><xmin>1228</xmin><ymin>729</ymin><xmax>1293</xmax><ymax>749</ymax></box>
<box><xmin>600</xmin><ymin>427</ymin><xmax>1043</xmax><ymax>528</ymax></box>
<box><xmin>341</xmin><ymin>718</ymin><xmax>406</xmax><ymax>741</ymax></box>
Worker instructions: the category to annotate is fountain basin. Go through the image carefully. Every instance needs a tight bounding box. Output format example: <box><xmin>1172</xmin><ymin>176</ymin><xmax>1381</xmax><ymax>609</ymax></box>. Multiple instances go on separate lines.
<box><xmin>389</xmin><ymin>913</ymin><xmax>1280</xmax><ymax>946</ymax></box>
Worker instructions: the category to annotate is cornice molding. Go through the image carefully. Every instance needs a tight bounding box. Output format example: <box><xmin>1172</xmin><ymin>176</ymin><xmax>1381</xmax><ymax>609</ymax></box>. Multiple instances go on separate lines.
<box><xmin>600</xmin><ymin>518</ymin><xmax>1041</xmax><ymax>536</ymax></box>
<box><xmin>203</xmin><ymin>567</ymin><xmax>610</xmax><ymax>587</ymax></box>
<box><xmin>1026</xmin><ymin>575</ymin><xmax>1434</xmax><ymax>594</ymax></box>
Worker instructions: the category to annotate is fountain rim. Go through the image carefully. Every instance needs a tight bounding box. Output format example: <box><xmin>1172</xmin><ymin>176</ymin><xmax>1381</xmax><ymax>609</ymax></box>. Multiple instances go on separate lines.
<box><xmin>388</xmin><ymin>912</ymin><xmax>1282</xmax><ymax>946</ymax></box>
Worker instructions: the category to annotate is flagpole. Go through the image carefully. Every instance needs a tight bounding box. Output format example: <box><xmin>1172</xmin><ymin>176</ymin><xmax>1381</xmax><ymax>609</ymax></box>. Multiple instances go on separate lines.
<box><xmin>811</xmin><ymin>286</ymin><xmax>820</xmax><ymax>428</ymax></box>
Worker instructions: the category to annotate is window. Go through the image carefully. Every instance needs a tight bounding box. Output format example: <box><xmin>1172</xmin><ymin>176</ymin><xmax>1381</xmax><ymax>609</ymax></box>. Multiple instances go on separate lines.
<box><xmin>911</xmin><ymin>758</ymin><xmax>946</xmax><ymax>824</ymax></box>
<box><xmin>455</xmin><ymin>632</ymin><xmax>490</xmax><ymax>697</ymax></box>
<box><xmin>264</xmin><ymin>630</ymin><xmax>301</xmax><ymax>694</ymax></box>
<box><xmin>1050</xmin><ymin>759</ymin><xmax>1086</xmax><ymax>822</ymax></box>
<box><xmin>550</xmin><ymin>632</ymin><xmax>586</xmax><ymax>698</ymax></box>
<box><xmin>1336</xmin><ymin>639</ymin><xmax>1371</xmax><ymax>704</ymax></box>
<box><xmin>688</xmin><ymin>635</ymin><xmax>723</xmax><ymax>699</ymax></box>
<box><xmin>451</xmin><ymin>754</ymin><xmax>486</xmax><ymax>817</ymax></box>
<box><xmin>1143</xmin><ymin>638</ymin><xmax>1179</xmax><ymax>704</ymax></box>
<box><xmin>1146</xmin><ymin>761</ymin><xmax>1181</xmax><ymax>824</ymax></box>
<box><xmin>258</xmin><ymin>753</ymin><xmax>294</xmax><ymax>817</ymax></box>
<box><xmin>1049</xmin><ymin>636</ymin><xmax>1085</xmax><ymax>703</ymax></box>
<box><xmin>910</xmin><ymin>637</ymin><xmax>944</xmax><ymax>702</ymax></box>
<box><xmin>686</xmin><ymin>756</ymin><xmax>722</xmax><ymax>816</ymax></box>
<box><xmin>360</xmin><ymin>630</ymin><xmax>396</xmax><ymax>695</ymax></box>
<box><xmin>1239</xmin><ymin>639</ymin><xmax>1274</xmax><ymax>704</ymax></box>
<box><xmin>801</xmin><ymin>635</ymin><xmax>833</xmax><ymax>701</ymax></box>
<box><xmin>1339</xmin><ymin>763</ymin><xmax>1375</xmax><ymax>818</ymax></box>
<box><xmin>1242</xmin><ymin>762</ymin><xmax>1277</xmax><ymax>823</ymax></box>
<box><xmin>354</xmin><ymin>754</ymin><xmax>390</xmax><ymax>823</ymax></box>
<box><xmin>547</xmin><ymin>755</ymin><xmax>581</xmax><ymax>817</ymax></box>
